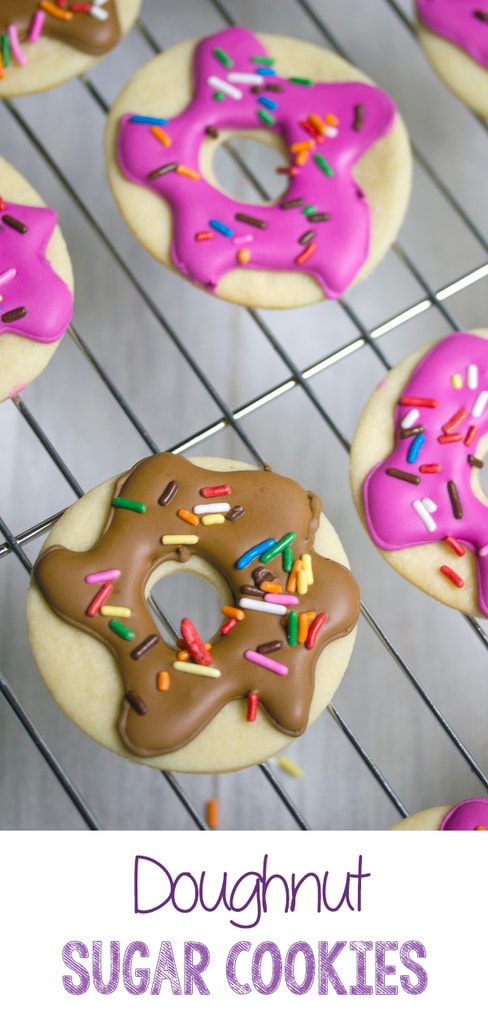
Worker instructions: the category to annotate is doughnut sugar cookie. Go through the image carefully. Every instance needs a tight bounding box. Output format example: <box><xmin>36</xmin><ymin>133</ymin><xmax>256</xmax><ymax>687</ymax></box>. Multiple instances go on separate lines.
<box><xmin>350</xmin><ymin>330</ymin><xmax>488</xmax><ymax>617</ymax></box>
<box><xmin>416</xmin><ymin>0</ymin><xmax>488</xmax><ymax>118</ymax></box>
<box><xmin>0</xmin><ymin>1</ymin><xmax>142</xmax><ymax>97</ymax></box>
<box><xmin>27</xmin><ymin>452</ymin><xmax>360</xmax><ymax>773</ymax></box>
<box><xmin>105</xmin><ymin>25</ymin><xmax>411</xmax><ymax>310</ymax></box>
<box><xmin>391</xmin><ymin>798</ymin><xmax>488</xmax><ymax>830</ymax></box>
<box><xmin>0</xmin><ymin>156</ymin><xmax>73</xmax><ymax>402</ymax></box>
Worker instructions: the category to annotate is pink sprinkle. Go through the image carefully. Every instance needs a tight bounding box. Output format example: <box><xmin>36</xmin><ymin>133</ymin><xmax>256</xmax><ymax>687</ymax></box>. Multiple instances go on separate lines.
<box><xmin>233</xmin><ymin>234</ymin><xmax>254</xmax><ymax>245</ymax></box>
<box><xmin>0</xmin><ymin>268</ymin><xmax>16</xmax><ymax>287</ymax></box>
<box><xmin>28</xmin><ymin>10</ymin><xmax>45</xmax><ymax>44</ymax></box>
<box><xmin>85</xmin><ymin>569</ymin><xmax>121</xmax><ymax>584</ymax></box>
<box><xmin>8</xmin><ymin>24</ymin><xmax>27</xmax><ymax>65</ymax></box>
<box><xmin>244</xmin><ymin>649</ymin><xmax>288</xmax><ymax>676</ymax></box>
<box><xmin>264</xmin><ymin>593</ymin><xmax>299</xmax><ymax>606</ymax></box>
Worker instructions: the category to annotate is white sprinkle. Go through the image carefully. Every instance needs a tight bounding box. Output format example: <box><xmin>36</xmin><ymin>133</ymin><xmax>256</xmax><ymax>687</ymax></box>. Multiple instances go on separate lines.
<box><xmin>412</xmin><ymin>499</ymin><xmax>436</xmax><ymax>532</ymax></box>
<box><xmin>207</xmin><ymin>75</ymin><xmax>243</xmax><ymax>99</ymax></box>
<box><xmin>471</xmin><ymin>390</ymin><xmax>488</xmax><ymax>418</ymax></box>
<box><xmin>239</xmin><ymin>598</ymin><xmax>288</xmax><ymax>615</ymax></box>
<box><xmin>479</xmin><ymin>544</ymin><xmax>488</xmax><ymax>557</ymax></box>
<box><xmin>89</xmin><ymin>5</ymin><xmax>109</xmax><ymax>18</ymax></box>
<box><xmin>192</xmin><ymin>502</ymin><xmax>231</xmax><ymax>515</ymax></box>
<box><xmin>422</xmin><ymin>497</ymin><xmax>437</xmax><ymax>513</ymax></box>
<box><xmin>228</xmin><ymin>72</ymin><xmax>264</xmax><ymax>84</ymax></box>
<box><xmin>400</xmin><ymin>408</ymin><xmax>419</xmax><ymax>429</ymax></box>
<box><xmin>325</xmin><ymin>125</ymin><xmax>339</xmax><ymax>137</ymax></box>
<box><xmin>467</xmin><ymin>364</ymin><xmax>479</xmax><ymax>389</ymax></box>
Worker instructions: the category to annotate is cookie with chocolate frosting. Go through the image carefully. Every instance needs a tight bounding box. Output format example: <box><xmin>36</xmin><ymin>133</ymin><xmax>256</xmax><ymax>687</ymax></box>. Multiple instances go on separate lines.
<box><xmin>27</xmin><ymin>453</ymin><xmax>360</xmax><ymax>773</ymax></box>
<box><xmin>0</xmin><ymin>1</ymin><xmax>142</xmax><ymax>97</ymax></box>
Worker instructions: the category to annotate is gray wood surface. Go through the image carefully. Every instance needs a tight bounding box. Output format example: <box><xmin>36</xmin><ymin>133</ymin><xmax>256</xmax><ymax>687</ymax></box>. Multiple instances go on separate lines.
<box><xmin>1</xmin><ymin>0</ymin><xmax>487</xmax><ymax>830</ymax></box>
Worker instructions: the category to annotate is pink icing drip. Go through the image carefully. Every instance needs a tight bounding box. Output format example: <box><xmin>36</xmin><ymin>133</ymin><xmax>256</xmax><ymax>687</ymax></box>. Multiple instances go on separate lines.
<box><xmin>0</xmin><ymin>200</ymin><xmax>72</xmax><ymax>343</ymax></box>
<box><xmin>417</xmin><ymin>0</ymin><xmax>488</xmax><ymax>69</ymax></box>
<box><xmin>440</xmin><ymin>798</ymin><xmax>488</xmax><ymax>829</ymax></box>
<box><xmin>363</xmin><ymin>332</ymin><xmax>488</xmax><ymax>615</ymax></box>
<box><xmin>116</xmin><ymin>26</ymin><xmax>397</xmax><ymax>300</ymax></box>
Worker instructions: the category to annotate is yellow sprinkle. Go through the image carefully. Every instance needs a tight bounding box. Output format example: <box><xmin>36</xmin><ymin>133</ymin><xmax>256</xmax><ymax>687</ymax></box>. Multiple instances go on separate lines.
<box><xmin>237</xmin><ymin>248</ymin><xmax>251</xmax><ymax>264</ymax></box>
<box><xmin>201</xmin><ymin>513</ymin><xmax>225</xmax><ymax>525</ymax></box>
<box><xmin>177</xmin><ymin>165</ymin><xmax>200</xmax><ymax>180</ymax></box>
<box><xmin>100</xmin><ymin>605</ymin><xmax>131</xmax><ymax>618</ymax></box>
<box><xmin>297</xmin><ymin>569</ymin><xmax>308</xmax><ymax>595</ymax></box>
<box><xmin>150</xmin><ymin>125</ymin><xmax>172</xmax><ymax>147</ymax></box>
<box><xmin>276</xmin><ymin>756</ymin><xmax>303</xmax><ymax>778</ymax></box>
<box><xmin>301</xmin><ymin>552</ymin><xmax>314</xmax><ymax>585</ymax></box>
<box><xmin>451</xmin><ymin>373</ymin><xmax>463</xmax><ymax>389</ymax></box>
<box><xmin>161</xmin><ymin>534</ymin><xmax>199</xmax><ymax>545</ymax></box>
<box><xmin>173</xmin><ymin>662</ymin><xmax>221</xmax><ymax>678</ymax></box>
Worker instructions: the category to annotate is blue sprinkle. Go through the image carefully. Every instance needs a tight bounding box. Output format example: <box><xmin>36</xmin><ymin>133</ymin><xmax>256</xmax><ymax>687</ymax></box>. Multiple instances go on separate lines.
<box><xmin>130</xmin><ymin>115</ymin><xmax>168</xmax><ymax>125</ymax></box>
<box><xmin>407</xmin><ymin>433</ymin><xmax>425</xmax><ymax>464</ymax></box>
<box><xmin>236</xmin><ymin>538</ymin><xmax>276</xmax><ymax>570</ymax></box>
<box><xmin>256</xmin><ymin>67</ymin><xmax>277</xmax><ymax>77</ymax></box>
<box><xmin>258</xmin><ymin>95</ymin><xmax>278</xmax><ymax>111</ymax></box>
<box><xmin>209</xmin><ymin>218</ymin><xmax>233</xmax><ymax>237</ymax></box>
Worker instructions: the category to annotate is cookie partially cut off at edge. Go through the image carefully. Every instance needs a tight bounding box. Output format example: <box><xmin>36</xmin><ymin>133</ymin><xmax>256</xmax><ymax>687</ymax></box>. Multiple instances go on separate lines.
<box><xmin>104</xmin><ymin>29</ymin><xmax>411</xmax><ymax>310</ymax></box>
<box><xmin>391</xmin><ymin>798</ymin><xmax>488</xmax><ymax>830</ymax></box>
<box><xmin>0</xmin><ymin>1</ymin><xmax>142</xmax><ymax>98</ymax></box>
<box><xmin>350</xmin><ymin>330</ymin><xmax>488</xmax><ymax>618</ymax></box>
<box><xmin>0</xmin><ymin>156</ymin><xmax>74</xmax><ymax>402</ymax></box>
<box><xmin>27</xmin><ymin>454</ymin><xmax>360</xmax><ymax>774</ymax></box>
<box><xmin>417</xmin><ymin>19</ymin><xmax>488</xmax><ymax>120</ymax></box>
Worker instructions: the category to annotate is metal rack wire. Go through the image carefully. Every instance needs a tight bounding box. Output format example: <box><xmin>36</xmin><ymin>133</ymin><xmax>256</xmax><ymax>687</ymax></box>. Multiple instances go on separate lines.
<box><xmin>1</xmin><ymin>0</ymin><xmax>488</xmax><ymax>830</ymax></box>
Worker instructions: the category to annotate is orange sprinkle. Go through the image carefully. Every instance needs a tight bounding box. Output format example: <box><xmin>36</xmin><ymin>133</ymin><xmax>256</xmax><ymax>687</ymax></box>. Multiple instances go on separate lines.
<box><xmin>206</xmin><ymin>798</ymin><xmax>219</xmax><ymax>830</ymax></box>
<box><xmin>259</xmin><ymin>580</ymin><xmax>282</xmax><ymax>594</ymax></box>
<box><xmin>298</xmin><ymin>610</ymin><xmax>316</xmax><ymax>643</ymax></box>
<box><xmin>157</xmin><ymin>671</ymin><xmax>170</xmax><ymax>691</ymax></box>
<box><xmin>176</xmin><ymin>164</ymin><xmax>200</xmax><ymax>180</ymax></box>
<box><xmin>237</xmin><ymin>248</ymin><xmax>251</xmax><ymax>264</ymax></box>
<box><xmin>325</xmin><ymin>112</ymin><xmax>339</xmax><ymax>125</ymax></box>
<box><xmin>309</xmin><ymin>113</ymin><xmax>326</xmax><ymax>133</ymax></box>
<box><xmin>177</xmin><ymin>649</ymin><xmax>191</xmax><ymax>661</ymax></box>
<box><xmin>177</xmin><ymin>508</ymin><xmax>199</xmax><ymax>527</ymax></box>
<box><xmin>294</xmin><ymin>150</ymin><xmax>309</xmax><ymax>166</ymax></box>
<box><xmin>221</xmin><ymin>605</ymin><xmax>245</xmax><ymax>620</ymax></box>
<box><xmin>290</xmin><ymin>140</ymin><xmax>315</xmax><ymax>152</ymax></box>
<box><xmin>150</xmin><ymin>125</ymin><xmax>172</xmax><ymax>147</ymax></box>
<box><xmin>286</xmin><ymin>559</ymin><xmax>303</xmax><ymax>594</ymax></box>
<box><xmin>40</xmin><ymin>0</ymin><xmax>73</xmax><ymax>19</ymax></box>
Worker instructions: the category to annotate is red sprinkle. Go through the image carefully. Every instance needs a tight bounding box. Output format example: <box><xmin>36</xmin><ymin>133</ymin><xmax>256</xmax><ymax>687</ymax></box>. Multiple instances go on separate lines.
<box><xmin>247</xmin><ymin>692</ymin><xmax>259</xmax><ymax>722</ymax></box>
<box><xmin>437</xmin><ymin>433</ymin><xmax>463</xmax><ymax>444</ymax></box>
<box><xmin>200</xmin><ymin>484</ymin><xmax>231</xmax><ymax>497</ymax></box>
<box><xmin>305</xmin><ymin>612</ymin><xmax>328</xmax><ymax>650</ymax></box>
<box><xmin>299</xmin><ymin>118</ymin><xmax>324</xmax><ymax>142</ymax></box>
<box><xmin>295</xmin><ymin>241</ymin><xmax>318</xmax><ymax>265</ymax></box>
<box><xmin>220</xmin><ymin>617</ymin><xmax>237</xmax><ymax>635</ymax></box>
<box><xmin>442</xmin><ymin>408</ymin><xmax>468</xmax><ymax>434</ymax></box>
<box><xmin>444</xmin><ymin>536</ymin><xmax>466</xmax><ymax>557</ymax></box>
<box><xmin>399</xmin><ymin>396</ymin><xmax>439</xmax><ymax>408</ymax></box>
<box><xmin>86</xmin><ymin>582</ymin><xmax>113</xmax><ymax>617</ymax></box>
<box><xmin>419</xmin><ymin>463</ymin><xmax>442</xmax><ymax>474</ymax></box>
<box><xmin>440</xmin><ymin>564</ymin><xmax>465</xmax><ymax>589</ymax></box>
<box><xmin>464</xmin><ymin>424</ymin><xmax>479</xmax><ymax>447</ymax></box>
<box><xmin>195</xmin><ymin>230</ymin><xmax>214</xmax><ymax>241</ymax></box>
<box><xmin>180</xmin><ymin>617</ymin><xmax>212</xmax><ymax>665</ymax></box>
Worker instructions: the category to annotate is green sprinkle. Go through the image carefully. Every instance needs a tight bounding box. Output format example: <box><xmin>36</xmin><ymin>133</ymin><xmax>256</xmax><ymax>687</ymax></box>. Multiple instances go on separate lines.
<box><xmin>109</xmin><ymin>619</ymin><xmax>136</xmax><ymax>641</ymax></box>
<box><xmin>282</xmin><ymin>546</ymin><xmax>294</xmax><ymax>573</ymax></box>
<box><xmin>112</xmin><ymin>497</ymin><xmax>147</xmax><ymax>514</ymax></box>
<box><xmin>289</xmin><ymin>76</ymin><xmax>313</xmax><ymax>86</ymax></box>
<box><xmin>287</xmin><ymin>610</ymin><xmax>298</xmax><ymax>647</ymax></box>
<box><xmin>313</xmin><ymin>153</ymin><xmax>334</xmax><ymax>177</ymax></box>
<box><xmin>261</xmin><ymin>532</ymin><xmax>297</xmax><ymax>563</ymax></box>
<box><xmin>212</xmin><ymin>47</ymin><xmax>233</xmax><ymax>68</ymax></box>
<box><xmin>251</xmin><ymin>55</ymin><xmax>275</xmax><ymax>65</ymax></box>
<box><xmin>302</xmin><ymin>205</ymin><xmax>316</xmax><ymax>217</ymax></box>
<box><xmin>1</xmin><ymin>33</ymin><xmax>10</xmax><ymax>67</ymax></box>
<box><xmin>257</xmin><ymin>109</ymin><xmax>275</xmax><ymax>126</ymax></box>
<box><xmin>213</xmin><ymin>91</ymin><xmax>225</xmax><ymax>102</ymax></box>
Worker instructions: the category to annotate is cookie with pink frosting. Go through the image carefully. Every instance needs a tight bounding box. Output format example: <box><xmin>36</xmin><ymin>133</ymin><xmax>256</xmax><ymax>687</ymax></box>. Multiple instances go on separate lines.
<box><xmin>0</xmin><ymin>1</ymin><xmax>141</xmax><ymax>98</ymax></box>
<box><xmin>0</xmin><ymin>156</ymin><xmax>74</xmax><ymax>401</ymax></box>
<box><xmin>391</xmin><ymin>797</ymin><xmax>488</xmax><ymax>830</ymax></box>
<box><xmin>104</xmin><ymin>26</ymin><xmax>411</xmax><ymax>310</ymax></box>
<box><xmin>350</xmin><ymin>330</ymin><xmax>488</xmax><ymax>617</ymax></box>
<box><xmin>416</xmin><ymin>0</ymin><xmax>488</xmax><ymax>117</ymax></box>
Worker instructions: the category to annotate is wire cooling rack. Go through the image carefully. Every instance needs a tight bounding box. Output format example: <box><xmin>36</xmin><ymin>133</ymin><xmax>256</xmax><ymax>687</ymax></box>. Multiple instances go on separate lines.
<box><xmin>1</xmin><ymin>0</ymin><xmax>488</xmax><ymax>830</ymax></box>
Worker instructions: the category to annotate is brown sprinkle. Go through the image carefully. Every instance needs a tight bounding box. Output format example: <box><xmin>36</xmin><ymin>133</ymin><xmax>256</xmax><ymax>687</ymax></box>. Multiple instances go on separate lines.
<box><xmin>307</xmin><ymin>212</ymin><xmax>330</xmax><ymax>222</ymax></box>
<box><xmin>280</xmin><ymin>197</ymin><xmax>304</xmax><ymax>209</ymax></box>
<box><xmin>241</xmin><ymin>585</ymin><xmax>264</xmax><ymax>598</ymax></box>
<box><xmin>256</xmin><ymin>640</ymin><xmax>284</xmax><ymax>655</ymax></box>
<box><xmin>235</xmin><ymin>212</ymin><xmax>268</xmax><ymax>229</ymax></box>
<box><xmin>125</xmin><ymin>690</ymin><xmax>148</xmax><ymax>715</ymax></box>
<box><xmin>131</xmin><ymin>634</ymin><xmax>159</xmax><ymax>660</ymax></box>
<box><xmin>1</xmin><ymin>306</ymin><xmax>27</xmax><ymax>323</ymax></box>
<box><xmin>468</xmin><ymin>454</ymin><xmax>484</xmax><ymax>468</ymax></box>
<box><xmin>399</xmin><ymin>425</ymin><xmax>424</xmax><ymax>439</ymax></box>
<box><xmin>147</xmin><ymin>162</ymin><xmax>178</xmax><ymax>179</ymax></box>
<box><xmin>158</xmin><ymin>480</ymin><xmax>178</xmax><ymax>506</ymax></box>
<box><xmin>447</xmin><ymin>480</ymin><xmax>463</xmax><ymax>519</ymax></box>
<box><xmin>265</xmin><ymin>82</ymin><xmax>284</xmax><ymax>92</ymax></box>
<box><xmin>205</xmin><ymin>125</ymin><xmax>219</xmax><ymax>138</ymax></box>
<box><xmin>2</xmin><ymin>214</ymin><xmax>27</xmax><ymax>233</ymax></box>
<box><xmin>386</xmin><ymin>468</ymin><xmax>420</xmax><ymax>485</ymax></box>
<box><xmin>226</xmin><ymin>505</ymin><xmax>245</xmax><ymax>522</ymax></box>
<box><xmin>252</xmin><ymin>566</ymin><xmax>276</xmax><ymax>586</ymax></box>
<box><xmin>298</xmin><ymin>229</ymin><xmax>316</xmax><ymax>246</ymax></box>
<box><xmin>353</xmin><ymin>103</ymin><xmax>365</xmax><ymax>130</ymax></box>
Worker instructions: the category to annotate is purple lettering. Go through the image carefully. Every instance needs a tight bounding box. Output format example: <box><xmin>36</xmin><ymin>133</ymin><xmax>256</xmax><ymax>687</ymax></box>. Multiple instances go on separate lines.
<box><xmin>226</xmin><ymin>941</ymin><xmax>252</xmax><ymax>995</ymax></box>
<box><xmin>375</xmin><ymin>941</ymin><xmax>398</xmax><ymax>995</ymax></box>
<box><xmin>284</xmin><ymin>941</ymin><xmax>315</xmax><ymax>995</ymax></box>
<box><xmin>400</xmin><ymin>940</ymin><xmax>428</xmax><ymax>995</ymax></box>
<box><xmin>183</xmin><ymin>942</ymin><xmax>210</xmax><ymax>995</ymax></box>
<box><xmin>349</xmin><ymin>940</ymin><xmax>373</xmax><ymax>995</ymax></box>
<box><xmin>122</xmin><ymin>941</ymin><xmax>150</xmax><ymax>995</ymax></box>
<box><xmin>61</xmin><ymin>941</ymin><xmax>90</xmax><ymax>995</ymax></box>
<box><xmin>318</xmin><ymin>941</ymin><xmax>347</xmax><ymax>994</ymax></box>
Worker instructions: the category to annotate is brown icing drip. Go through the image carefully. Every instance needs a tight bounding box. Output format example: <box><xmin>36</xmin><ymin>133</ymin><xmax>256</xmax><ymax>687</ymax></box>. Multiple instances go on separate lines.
<box><xmin>0</xmin><ymin>2</ymin><xmax>120</xmax><ymax>56</ymax></box>
<box><xmin>33</xmin><ymin>453</ymin><xmax>360</xmax><ymax>757</ymax></box>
